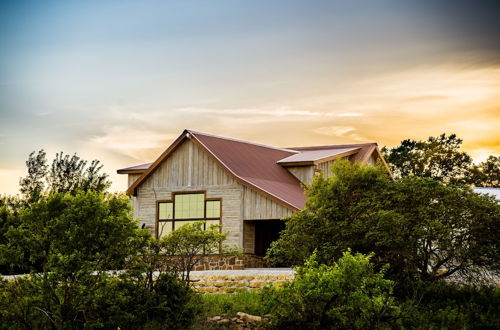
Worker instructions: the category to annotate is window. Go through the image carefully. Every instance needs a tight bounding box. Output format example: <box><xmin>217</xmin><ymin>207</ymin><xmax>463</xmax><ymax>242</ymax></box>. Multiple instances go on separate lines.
<box><xmin>157</xmin><ymin>192</ymin><xmax>221</xmax><ymax>239</ymax></box>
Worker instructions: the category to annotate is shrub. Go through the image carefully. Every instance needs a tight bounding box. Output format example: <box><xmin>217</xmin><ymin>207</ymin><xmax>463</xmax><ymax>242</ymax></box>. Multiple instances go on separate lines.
<box><xmin>0</xmin><ymin>272</ymin><xmax>199</xmax><ymax>329</ymax></box>
<box><xmin>399</xmin><ymin>283</ymin><xmax>500</xmax><ymax>329</ymax></box>
<box><xmin>264</xmin><ymin>250</ymin><xmax>400</xmax><ymax>330</ymax></box>
<box><xmin>160</xmin><ymin>221</ymin><xmax>227</xmax><ymax>283</ymax></box>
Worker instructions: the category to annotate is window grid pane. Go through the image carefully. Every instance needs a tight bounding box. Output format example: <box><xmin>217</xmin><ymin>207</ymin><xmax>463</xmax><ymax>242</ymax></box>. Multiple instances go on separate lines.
<box><xmin>206</xmin><ymin>200</ymin><xmax>220</xmax><ymax>218</ymax></box>
<box><xmin>159</xmin><ymin>194</ymin><xmax>221</xmax><ymax>236</ymax></box>
<box><xmin>158</xmin><ymin>221</ymin><xmax>173</xmax><ymax>239</ymax></box>
<box><xmin>174</xmin><ymin>193</ymin><xmax>204</xmax><ymax>219</ymax></box>
<box><xmin>159</xmin><ymin>202</ymin><xmax>173</xmax><ymax>220</ymax></box>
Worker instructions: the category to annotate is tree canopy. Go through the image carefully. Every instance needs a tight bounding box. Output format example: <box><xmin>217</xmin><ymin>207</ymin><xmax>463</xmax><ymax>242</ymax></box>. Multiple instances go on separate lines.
<box><xmin>266</xmin><ymin>160</ymin><xmax>500</xmax><ymax>289</ymax></box>
<box><xmin>382</xmin><ymin>133</ymin><xmax>499</xmax><ymax>187</ymax></box>
<box><xmin>19</xmin><ymin>150</ymin><xmax>111</xmax><ymax>203</ymax></box>
<box><xmin>0</xmin><ymin>191</ymin><xmax>148</xmax><ymax>275</ymax></box>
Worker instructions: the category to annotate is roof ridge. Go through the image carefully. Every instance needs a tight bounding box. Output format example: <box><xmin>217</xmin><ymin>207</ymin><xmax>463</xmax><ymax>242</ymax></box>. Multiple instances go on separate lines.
<box><xmin>289</xmin><ymin>142</ymin><xmax>378</xmax><ymax>150</ymax></box>
<box><xmin>186</xmin><ymin>129</ymin><xmax>299</xmax><ymax>154</ymax></box>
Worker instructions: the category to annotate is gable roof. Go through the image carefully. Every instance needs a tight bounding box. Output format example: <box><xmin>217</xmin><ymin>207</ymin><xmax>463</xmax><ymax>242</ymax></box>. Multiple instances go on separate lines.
<box><xmin>120</xmin><ymin>129</ymin><xmax>387</xmax><ymax>210</ymax></box>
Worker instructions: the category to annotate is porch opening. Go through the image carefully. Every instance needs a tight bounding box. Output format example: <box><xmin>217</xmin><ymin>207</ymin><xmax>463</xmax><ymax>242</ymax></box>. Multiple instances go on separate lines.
<box><xmin>243</xmin><ymin>220</ymin><xmax>286</xmax><ymax>257</ymax></box>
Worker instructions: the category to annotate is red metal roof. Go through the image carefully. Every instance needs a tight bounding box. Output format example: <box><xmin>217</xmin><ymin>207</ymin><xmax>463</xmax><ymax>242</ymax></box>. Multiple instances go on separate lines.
<box><xmin>117</xmin><ymin>162</ymin><xmax>152</xmax><ymax>173</ymax></box>
<box><xmin>289</xmin><ymin>143</ymin><xmax>378</xmax><ymax>163</ymax></box>
<box><xmin>277</xmin><ymin>147</ymin><xmax>360</xmax><ymax>165</ymax></box>
<box><xmin>121</xmin><ymin>130</ymin><xmax>385</xmax><ymax>210</ymax></box>
<box><xmin>189</xmin><ymin>130</ymin><xmax>307</xmax><ymax>210</ymax></box>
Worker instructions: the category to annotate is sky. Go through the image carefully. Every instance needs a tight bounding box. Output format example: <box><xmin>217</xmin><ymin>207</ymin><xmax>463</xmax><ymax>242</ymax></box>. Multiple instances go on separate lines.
<box><xmin>1</xmin><ymin>0</ymin><xmax>499</xmax><ymax>195</ymax></box>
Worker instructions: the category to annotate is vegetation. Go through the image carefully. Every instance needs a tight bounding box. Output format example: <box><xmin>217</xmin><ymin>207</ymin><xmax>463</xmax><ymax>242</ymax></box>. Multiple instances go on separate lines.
<box><xmin>198</xmin><ymin>290</ymin><xmax>267</xmax><ymax>318</ymax></box>
<box><xmin>19</xmin><ymin>150</ymin><xmax>110</xmax><ymax>203</ymax></box>
<box><xmin>0</xmin><ymin>191</ymin><xmax>148</xmax><ymax>275</ymax></box>
<box><xmin>161</xmin><ymin>221</ymin><xmax>227</xmax><ymax>283</ymax></box>
<box><xmin>0</xmin><ymin>151</ymin><xmax>203</xmax><ymax>329</ymax></box>
<box><xmin>266</xmin><ymin>160</ymin><xmax>500</xmax><ymax>290</ymax></box>
<box><xmin>1</xmin><ymin>141</ymin><xmax>499</xmax><ymax>329</ymax></box>
<box><xmin>382</xmin><ymin>133</ymin><xmax>500</xmax><ymax>187</ymax></box>
<box><xmin>262</xmin><ymin>250</ymin><xmax>400</xmax><ymax>329</ymax></box>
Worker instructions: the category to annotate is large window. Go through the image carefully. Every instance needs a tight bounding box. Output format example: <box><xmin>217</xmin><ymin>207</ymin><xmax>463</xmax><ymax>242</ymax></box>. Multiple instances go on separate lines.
<box><xmin>157</xmin><ymin>192</ymin><xmax>221</xmax><ymax>239</ymax></box>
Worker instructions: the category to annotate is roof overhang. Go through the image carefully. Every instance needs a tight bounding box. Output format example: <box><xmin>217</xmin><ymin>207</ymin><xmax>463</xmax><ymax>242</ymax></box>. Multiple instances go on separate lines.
<box><xmin>277</xmin><ymin>147</ymin><xmax>360</xmax><ymax>166</ymax></box>
<box><xmin>117</xmin><ymin>162</ymin><xmax>152</xmax><ymax>174</ymax></box>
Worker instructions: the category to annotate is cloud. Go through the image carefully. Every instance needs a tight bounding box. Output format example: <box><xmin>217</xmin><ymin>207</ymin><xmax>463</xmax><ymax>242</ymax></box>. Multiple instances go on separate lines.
<box><xmin>174</xmin><ymin>107</ymin><xmax>326</xmax><ymax>118</ymax></box>
<box><xmin>89</xmin><ymin>126</ymin><xmax>178</xmax><ymax>160</ymax></box>
<box><xmin>313</xmin><ymin>126</ymin><xmax>355</xmax><ymax>137</ymax></box>
<box><xmin>335</xmin><ymin>112</ymin><xmax>364</xmax><ymax>117</ymax></box>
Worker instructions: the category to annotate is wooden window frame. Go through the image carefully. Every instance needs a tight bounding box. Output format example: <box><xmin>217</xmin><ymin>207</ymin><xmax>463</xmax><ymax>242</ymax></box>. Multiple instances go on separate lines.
<box><xmin>156</xmin><ymin>191</ymin><xmax>222</xmax><ymax>239</ymax></box>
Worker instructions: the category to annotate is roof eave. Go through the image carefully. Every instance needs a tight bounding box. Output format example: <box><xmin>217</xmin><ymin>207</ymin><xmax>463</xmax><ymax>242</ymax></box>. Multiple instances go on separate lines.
<box><xmin>117</xmin><ymin>169</ymin><xmax>147</xmax><ymax>175</ymax></box>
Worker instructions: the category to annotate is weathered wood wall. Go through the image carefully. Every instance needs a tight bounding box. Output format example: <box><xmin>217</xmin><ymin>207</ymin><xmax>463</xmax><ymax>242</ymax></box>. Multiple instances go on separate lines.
<box><xmin>127</xmin><ymin>173</ymin><xmax>141</xmax><ymax>188</ymax></box>
<box><xmin>132</xmin><ymin>138</ymin><xmax>294</xmax><ymax>251</ymax></box>
<box><xmin>242</xmin><ymin>186</ymin><xmax>293</xmax><ymax>220</ymax></box>
<box><xmin>286</xmin><ymin>166</ymin><xmax>314</xmax><ymax>185</ymax></box>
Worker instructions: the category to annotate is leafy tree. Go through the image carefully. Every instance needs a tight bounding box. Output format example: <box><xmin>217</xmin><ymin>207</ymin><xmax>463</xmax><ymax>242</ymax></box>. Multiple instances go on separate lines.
<box><xmin>19</xmin><ymin>150</ymin><xmax>111</xmax><ymax>203</ymax></box>
<box><xmin>468</xmin><ymin>155</ymin><xmax>500</xmax><ymax>187</ymax></box>
<box><xmin>266</xmin><ymin>160</ymin><xmax>500</xmax><ymax>289</ymax></box>
<box><xmin>0</xmin><ymin>191</ymin><xmax>148</xmax><ymax>274</ymax></box>
<box><xmin>19</xmin><ymin>150</ymin><xmax>48</xmax><ymax>203</ymax></box>
<box><xmin>381</xmin><ymin>133</ymin><xmax>473</xmax><ymax>184</ymax></box>
<box><xmin>263</xmin><ymin>250</ymin><xmax>400</xmax><ymax>330</ymax></box>
<box><xmin>161</xmin><ymin>221</ymin><xmax>227</xmax><ymax>283</ymax></box>
<box><xmin>0</xmin><ymin>191</ymin><xmax>200</xmax><ymax>329</ymax></box>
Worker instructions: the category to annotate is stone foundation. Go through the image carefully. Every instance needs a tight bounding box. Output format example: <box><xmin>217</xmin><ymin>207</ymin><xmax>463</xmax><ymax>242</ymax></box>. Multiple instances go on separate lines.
<box><xmin>191</xmin><ymin>254</ymin><xmax>268</xmax><ymax>271</ymax></box>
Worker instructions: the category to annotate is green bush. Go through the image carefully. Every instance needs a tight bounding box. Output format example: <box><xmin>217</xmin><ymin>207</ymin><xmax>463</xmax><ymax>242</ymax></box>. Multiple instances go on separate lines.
<box><xmin>0</xmin><ymin>272</ymin><xmax>199</xmax><ymax>329</ymax></box>
<box><xmin>267</xmin><ymin>160</ymin><xmax>500</xmax><ymax>290</ymax></box>
<box><xmin>0</xmin><ymin>191</ymin><xmax>200</xmax><ymax>329</ymax></box>
<box><xmin>399</xmin><ymin>283</ymin><xmax>500</xmax><ymax>329</ymax></box>
<box><xmin>264</xmin><ymin>250</ymin><xmax>400</xmax><ymax>330</ymax></box>
<box><xmin>1</xmin><ymin>191</ymin><xmax>149</xmax><ymax>275</ymax></box>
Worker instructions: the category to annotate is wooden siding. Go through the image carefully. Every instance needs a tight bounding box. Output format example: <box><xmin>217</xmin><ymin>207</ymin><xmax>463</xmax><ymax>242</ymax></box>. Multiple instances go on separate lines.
<box><xmin>284</xmin><ymin>160</ymin><xmax>338</xmax><ymax>185</ymax></box>
<box><xmin>128</xmin><ymin>174</ymin><xmax>142</xmax><ymax>188</ymax></box>
<box><xmin>132</xmin><ymin>138</ymin><xmax>296</xmax><ymax>250</ymax></box>
<box><xmin>243</xmin><ymin>221</ymin><xmax>255</xmax><ymax>253</ymax></box>
<box><xmin>242</xmin><ymin>186</ymin><xmax>293</xmax><ymax>220</ymax></box>
<box><xmin>286</xmin><ymin>166</ymin><xmax>314</xmax><ymax>185</ymax></box>
<box><xmin>315</xmin><ymin>159</ymin><xmax>336</xmax><ymax>179</ymax></box>
<box><xmin>135</xmin><ymin>139</ymin><xmax>243</xmax><ymax>247</ymax></box>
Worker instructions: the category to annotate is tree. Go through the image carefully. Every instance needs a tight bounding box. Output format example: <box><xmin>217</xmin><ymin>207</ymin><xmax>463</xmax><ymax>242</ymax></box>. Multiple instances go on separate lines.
<box><xmin>468</xmin><ymin>155</ymin><xmax>500</xmax><ymax>187</ymax></box>
<box><xmin>161</xmin><ymin>221</ymin><xmax>227</xmax><ymax>283</ymax></box>
<box><xmin>19</xmin><ymin>150</ymin><xmax>111</xmax><ymax>203</ymax></box>
<box><xmin>0</xmin><ymin>191</ymin><xmax>200</xmax><ymax>329</ymax></box>
<box><xmin>381</xmin><ymin>134</ymin><xmax>473</xmax><ymax>184</ymax></box>
<box><xmin>19</xmin><ymin>150</ymin><xmax>48</xmax><ymax>203</ymax></box>
<box><xmin>266</xmin><ymin>160</ymin><xmax>500</xmax><ymax>289</ymax></box>
<box><xmin>263</xmin><ymin>250</ymin><xmax>400</xmax><ymax>330</ymax></box>
<box><xmin>0</xmin><ymin>191</ymin><xmax>148</xmax><ymax>274</ymax></box>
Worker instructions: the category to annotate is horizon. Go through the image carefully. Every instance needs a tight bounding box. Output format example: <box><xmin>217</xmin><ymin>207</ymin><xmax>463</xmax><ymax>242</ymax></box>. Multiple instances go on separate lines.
<box><xmin>1</xmin><ymin>0</ymin><xmax>499</xmax><ymax>195</ymax></box>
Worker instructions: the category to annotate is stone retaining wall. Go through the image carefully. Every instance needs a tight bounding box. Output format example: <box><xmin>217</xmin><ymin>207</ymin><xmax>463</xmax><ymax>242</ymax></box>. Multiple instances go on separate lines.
<box><xmin>192</xmin><ymin>254</ymin><xmax>268</xmax><ymax>271</ymax></box>
<box><xmin>190</xmin><ymin>269</ymin><xmax>295</xmax><ymax>293</ymax></box>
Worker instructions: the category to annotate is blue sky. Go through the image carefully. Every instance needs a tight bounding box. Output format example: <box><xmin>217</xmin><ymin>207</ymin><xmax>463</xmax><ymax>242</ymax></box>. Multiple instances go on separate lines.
<box><xmin>1</xmin><ymin>0</ymin><xmax>499</xmax><ymax>194</ymax></box>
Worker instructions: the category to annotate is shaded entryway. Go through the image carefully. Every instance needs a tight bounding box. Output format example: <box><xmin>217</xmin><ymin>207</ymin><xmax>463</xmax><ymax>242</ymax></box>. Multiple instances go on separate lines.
<box><xmin>243</xmin><ymin>220</ymin><xmax>286</xmax><ymax>257</ymax></box>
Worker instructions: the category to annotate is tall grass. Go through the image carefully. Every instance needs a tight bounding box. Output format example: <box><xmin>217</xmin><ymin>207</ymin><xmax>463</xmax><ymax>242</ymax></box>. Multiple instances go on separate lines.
<box><xmin>199</xmin><ymin>290</ymin><xmax>268</xmax><ymax>317</ymax></box>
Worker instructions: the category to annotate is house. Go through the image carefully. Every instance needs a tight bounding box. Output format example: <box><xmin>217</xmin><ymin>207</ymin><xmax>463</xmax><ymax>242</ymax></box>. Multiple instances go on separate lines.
<box><xmin>118</xmin><ymin>129</ymin><xmax>390</xmax><ymax>260</ymax></box>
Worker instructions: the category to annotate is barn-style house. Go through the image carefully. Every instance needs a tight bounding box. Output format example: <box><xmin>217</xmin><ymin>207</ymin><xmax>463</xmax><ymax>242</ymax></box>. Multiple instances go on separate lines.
<box><xmin>118</xmin><ymin>129</ymin><xmax>389</xmax><ymax>266</ymax></box>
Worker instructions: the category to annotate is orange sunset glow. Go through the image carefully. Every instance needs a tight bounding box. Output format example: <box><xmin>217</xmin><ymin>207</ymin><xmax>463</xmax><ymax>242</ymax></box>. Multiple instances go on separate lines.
<box><xmin>1</xmin><ymin>1</ymin><xmax>499</xmax><ymax>195</ymax></box>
